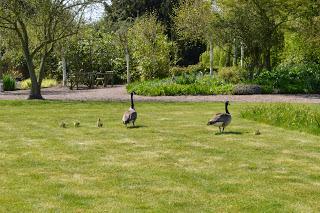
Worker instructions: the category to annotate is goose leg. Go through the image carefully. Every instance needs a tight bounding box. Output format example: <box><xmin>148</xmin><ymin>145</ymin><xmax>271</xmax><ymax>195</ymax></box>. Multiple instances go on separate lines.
<box><xmin>222</xmin><ymin>127</ymin><xmax>225</xmax><ymax>133</ymax></box>
<box><xmin>132</xmin><ymin>121</ymin><xmax>135</xmax><ymax>126</ymax></box>
<box><xmin>219</xmin><ymin>127</ymin><xmax>221</xmax><ymax>133</ymax></box>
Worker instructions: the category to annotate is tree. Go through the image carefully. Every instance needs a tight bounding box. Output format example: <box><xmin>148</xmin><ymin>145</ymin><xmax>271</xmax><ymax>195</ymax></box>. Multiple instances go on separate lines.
<box><xmin>174</xmin><ymin>0</ymin><xmax>217</xmax><ymax>76</ymax></box>
<box><xmin>0</xmin><ymin>0</ymin><xmax>98</xmax><ymax>99</ymax></box>
<box><xmin>282</xmin><ymin>1</ymin><xmax>320</xmax><ymax>64</ymax></box>
<box><xmin>104</xmin><ymin>0</ymin><xmax>178</xmax><ymax>34</ymax></box>
<box><xmin>111</xmin><ymin>20</ymin><xmax>133</xmax><ymax>84</ymax></box>
<box><xmin>218</xmin><ymin>0</ymin><xmax>304</xmax><ymax>70</ymax></box>
<box><xmin>128</xmin><ymin>14</ymin><xmax>173</xmax><ymax>80</ymax></box>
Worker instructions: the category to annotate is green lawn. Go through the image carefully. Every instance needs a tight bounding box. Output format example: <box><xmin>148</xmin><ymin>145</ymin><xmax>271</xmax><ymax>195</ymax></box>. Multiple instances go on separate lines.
<box><xmin>0</xmin><ymin>101</ymin><xmax>319</xmax><ymax>212</ymax></box>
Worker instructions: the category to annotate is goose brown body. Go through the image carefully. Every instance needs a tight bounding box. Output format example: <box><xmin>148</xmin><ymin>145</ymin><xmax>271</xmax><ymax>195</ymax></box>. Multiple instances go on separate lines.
<box><xmin>207</xmin><ymin>101</ymin><xmax>232</xmax><ymax>132</ymax></box>
<box><xmin>122</xmin><ymin>92</ymin><xmax>137</xmax><ymax>126</ymax></box>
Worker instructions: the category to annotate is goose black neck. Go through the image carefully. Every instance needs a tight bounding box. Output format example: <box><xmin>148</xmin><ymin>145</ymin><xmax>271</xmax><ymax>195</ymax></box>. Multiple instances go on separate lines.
<box><xmin>225</xmin><ymin>102</ymin><xmax>230</xmax><ymax>114</ymax></box>
<box><xmin>131</xmin><ymin>93</ymin><xmax>134</xmax><ymax>109</ymax></box>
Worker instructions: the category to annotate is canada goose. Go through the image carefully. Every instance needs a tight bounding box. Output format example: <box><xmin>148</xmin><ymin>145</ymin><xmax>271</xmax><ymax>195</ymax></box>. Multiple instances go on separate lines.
<box><xmin>207</xmin><ymin>101</ymin><xmax>232</xmax><ymax>133</ymax></box>
<box><xmin>122</xmin><ymin>92</ymin><xmax>137</xmax><ymax>127</ymax></box>
<box><xmin>74</xmin><ymin>121</ymin><xmax>80</xmax><ymax>127</ymax></box>
<box><xmin>97</xmin><ymin>118</ymin><xmax>103</xmax><ymax>127</ymax></box>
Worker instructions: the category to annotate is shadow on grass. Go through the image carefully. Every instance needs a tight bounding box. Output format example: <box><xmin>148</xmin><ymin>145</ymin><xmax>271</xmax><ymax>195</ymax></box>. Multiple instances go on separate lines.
<box><xmin>126</xmin><ymin>125</ymin><xmax>147</xmax><ymax>129</ymax></box>
<box><xmin>215</xmin><ymin>131</ymin><xmax>243</xmax><ymax>135</ymax></box>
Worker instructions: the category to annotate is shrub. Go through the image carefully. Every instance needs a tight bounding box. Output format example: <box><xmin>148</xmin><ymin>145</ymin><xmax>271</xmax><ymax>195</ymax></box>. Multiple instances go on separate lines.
<box><xmin>218</xmin><ymin>66</ymin><xmax>247</xmax><ymax>84</ymax></box>
<box><xmin>20</xmin><ymin>79</ymin><xmax>58</xmax><ymax>90</ymax></box>
<box><xmin>233</xmin><ymin>84</ymin><xmax>262</xmax><ymax>95</ymax></box>
<box><xmin>170</xmin><ymin>64</ymin><xmax>208</xmax><ymax>77</ymax></box>
<box><xmin>20</xmin><ymin>79</ymin><xmax>32</xmax><ymax>90</ymax></box>
<box><xmin>255</xmin><ymin>63</ymin><xmax>320</xmax><ymax>93</ymax></box>
<box><xmin>186</xmin><ymin>63</ymin><xmax>209</xmax><ymax>75</ymax></box>
<box><xmin>129</xmin><ymin>14</ymin><xmax>172</xmax><ymax>80</ymax></box>
<box><xmin>174</xmin><ymin>73</ymin><xmax>198</xmax><ymax>85</ymax></box>
<box><xmin>2</xmin><ymin>74</ymin><xmax>16</xmax><ymax>91</ymax></box>
<box><xmin>41</xmin><ymin>79</ymin><xmax>59</xmax><ymax>88</ymax></box>
<box><xmin>240</xmin><ymin>103</ymin><xmax>320</xmax><ymax>135</ymax></box>
<box><xmin>127</xmin><ymin>75</ymin><xmax>234</xmax><ymax>96</ymax></box>
<box><xmin>169</xmin><ymin>66</ymin><xmax>188</xmax><ymax>76</ymax></box>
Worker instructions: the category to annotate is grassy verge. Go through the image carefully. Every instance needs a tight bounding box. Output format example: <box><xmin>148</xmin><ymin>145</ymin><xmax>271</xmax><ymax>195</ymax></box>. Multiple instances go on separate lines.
<box><xmin>0</xmin><ymin>101</ymin><xmax>319</xmax><ymax>212</ymax></box>
<box><xmin>240</xmin><ymin>103</ymin><xmax>320</xmax><ymax>135</ymax></box>
<box><xmin>127</xmin><ymin>75</ymin><xmax>234</xmax><ymax>96</ymax></box>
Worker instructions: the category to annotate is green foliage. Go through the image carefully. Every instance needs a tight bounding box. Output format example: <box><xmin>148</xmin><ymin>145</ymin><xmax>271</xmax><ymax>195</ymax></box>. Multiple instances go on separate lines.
<box><xmin>20</xmin><ymin>79</ymin><xmax>32</xmax><ymax>90</ymax></box>
<box><xmin>170</xmin><ymin>64</ymin><xmax>208</xmax><ymax>76</ymax></box>
<box><xmin>281</xmin><ymin>32</ymin><xmax>320</xmax><ymax>64</ymax></box>
<box><xmin>104</xmin><ymin>0</ymin><xmax>176</xmax><ymax>32</ymax></box>
<box><xmin>0</xmin><ymin>0</ymin><xmax>96</xmax><ymax>99</ymax></box>
<box><xmin>44</xmin><ymin>54</ymin><xmax>60</xmax><ymax>80</ymax></box>
<box><xmin>255</xmin><ymin>63</ymin><xmax>320</xmax><ymax>93</ymax></box>
<box><xmin>127</xmin><ymin>75</ymin><xmax>234</xmax><ymax>96</ymax></box>
<box><xmin>174</xmin><ymin>0</ymin><xmax>216</xmax><ymax>42</ymax></box>
<box><xmin>41</xmin><ymin>79</ymin><xmax>58</xmax><ymax>88</ymax></box>
<box><xmin>20</xmin><ymin>78</ymin><xmax>58</xmax><ymax>90</ymax></box>
<box><xmin>240</xmin><ymin>103</ymin><xmax>320</xmax><ymax>135</ymax></box>
<box><xmin>218</xmin><ymin>66</ymin><xmax>247</xmax><ymax>84</ymax></box>
<box><xmin>0</xmin><ymin>50</ymin><xmax>28</xmax><ymax>78</ymax></box>
<box><xmin>128</xmin><ymin>14</ymin><xmax>172</xmax><ymax>80</ymax></box>
<box><xmin>66</xmin><ymin>28</ymin><xmax>124</xmax><ymax>83</ymax></box>
<box><xmin>2</xmin><ymin>74</ymin><xmax>16</xmax><ymax>91</ymax></box>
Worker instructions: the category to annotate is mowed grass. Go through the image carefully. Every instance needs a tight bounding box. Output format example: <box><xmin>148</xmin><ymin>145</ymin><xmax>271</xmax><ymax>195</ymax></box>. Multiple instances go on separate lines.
<box><xmin>0</xmin><ymin>101</ymin><xmax>319</xmax><ymax>212</ymax></box>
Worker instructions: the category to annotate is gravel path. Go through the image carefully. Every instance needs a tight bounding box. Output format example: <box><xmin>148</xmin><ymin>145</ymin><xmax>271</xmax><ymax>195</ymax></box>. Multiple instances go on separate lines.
<box><xmin>1</xmin><ymin>85</ymin><xmax>320</xmax><ymax>103</ymax></box>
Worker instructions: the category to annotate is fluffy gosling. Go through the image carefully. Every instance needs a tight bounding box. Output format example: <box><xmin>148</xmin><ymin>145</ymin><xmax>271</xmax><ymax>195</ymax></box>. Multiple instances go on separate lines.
<box><xmin>60</xmin><ymin>122</ymin><xmax>67</xmax><ymax>128</ymax></box>
<box><xmin>255</xmin><ymin>129</ymin><xmax>261</xmax><ymax>135</ymax></box>
<box><xmin>74</xmin><ymin>121</ymin><xmax>80</xmax><ymax>127</ymax></box>
<box><xmin>97</xmin><ymin>118</ymin><xmax>103</xmax><ymax>127</ymax></box>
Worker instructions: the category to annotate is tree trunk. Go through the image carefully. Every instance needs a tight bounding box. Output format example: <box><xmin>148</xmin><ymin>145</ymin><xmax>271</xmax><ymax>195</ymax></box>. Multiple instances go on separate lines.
<box><xmin>233</xmin><ymin>38</ymin><xmax>238</xmax><ymax>66</ymax></box>
<box><xmin>209</xmin><ymin>37</ymin><xmax>214</xmax><ymax>76</ymax></box>
<box><xmin>62</xmin><ymin>48</ymin><xmax>67</xmax><ymax>87</ymax></box>
<box><xmin>240</xmin><ymin>41</ymin><xmax>244</xmax><ymax>67</ymax></box>
<box><xmin>265</xmin><ymin>48</ymin><xmax>271</xmax><ymax>71</ymax></box>
<box><xmin>125</xmin><ymin>46</ymin><xmax>130</xmax><ymax>84</ymax></box>
<box><xmin>28</xmin><ymin>82</ymin><xmax>42</xmax><ymax>99</ymax></box>
<box><xmin>24</xmin><ymin>54</ymin><xmax>43</xmax><ymax>99</ymax></box>
<box><xmin>17</xmin><ymin>22</ymin><xmax>44</xmax><ymax>100</ymax></box>
<box><xmin>225</xmin><ymin>45</ymin><xmax>232</xmax><ymax>67</ymax></box>
<box><xmin>38</xmin><ymin>54</ymin><xmax>47</xmax><ymax>87</ymax></box>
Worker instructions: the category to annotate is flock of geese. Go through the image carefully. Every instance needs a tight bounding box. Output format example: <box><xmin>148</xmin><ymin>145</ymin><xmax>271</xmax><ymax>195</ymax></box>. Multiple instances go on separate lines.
<box><xmin>60</xmin><ymin>92</ymin><xmax>232</xmax><ymax>133</ymax></box>
<box><xmin>122</xmin><ymin>92</ymin><xmax>232</xmax><ymax>133</ymax></box>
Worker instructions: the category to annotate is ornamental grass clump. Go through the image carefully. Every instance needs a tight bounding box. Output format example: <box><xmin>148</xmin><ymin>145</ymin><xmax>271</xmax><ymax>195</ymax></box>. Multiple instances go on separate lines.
<box><xmin>3</xmin><ymin>74</ymin><xmax>16</xmax><ymax>91</ymax></box>
<box><xmin>240</xmin><ymin>103</ymin><xmax>320</xmax><ymax>135</ymax></box>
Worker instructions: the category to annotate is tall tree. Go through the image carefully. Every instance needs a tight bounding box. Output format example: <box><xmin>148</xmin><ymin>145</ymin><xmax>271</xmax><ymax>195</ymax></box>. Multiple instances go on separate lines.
<box><xmin>105</xmin><ymin>0</ymin><xmax>178</xmax><ymax>34</ymax></box>
<box><xmin>0</xmin><ymin>0</ymin><xmax>97</xmax><ymax>99</ymax></box>
<box><xmin>218</xmin><ymin>0</ymin><xmax>304</xmax><ymax>70</ymax></box>
<box><xmin>128</xmin><ymin>14</ymin><xmax>172</xmax><ymax>80</ymax></box>
<box><xmin>174</xmin><ymin>0</ymin><xmax>217</xmax><ymax>76</ymax></box>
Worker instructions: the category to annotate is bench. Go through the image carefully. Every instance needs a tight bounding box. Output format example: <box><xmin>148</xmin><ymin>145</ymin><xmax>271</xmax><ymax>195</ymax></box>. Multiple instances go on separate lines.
<box><xmin>95</xmin><ymin>71</ymin><xmax>114</xmax><ymax>87</ymax></box>
<box><xmin>68</xmin><ymin>71</ymin><xmax>114</xmax><ymax>90</ymax></box>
